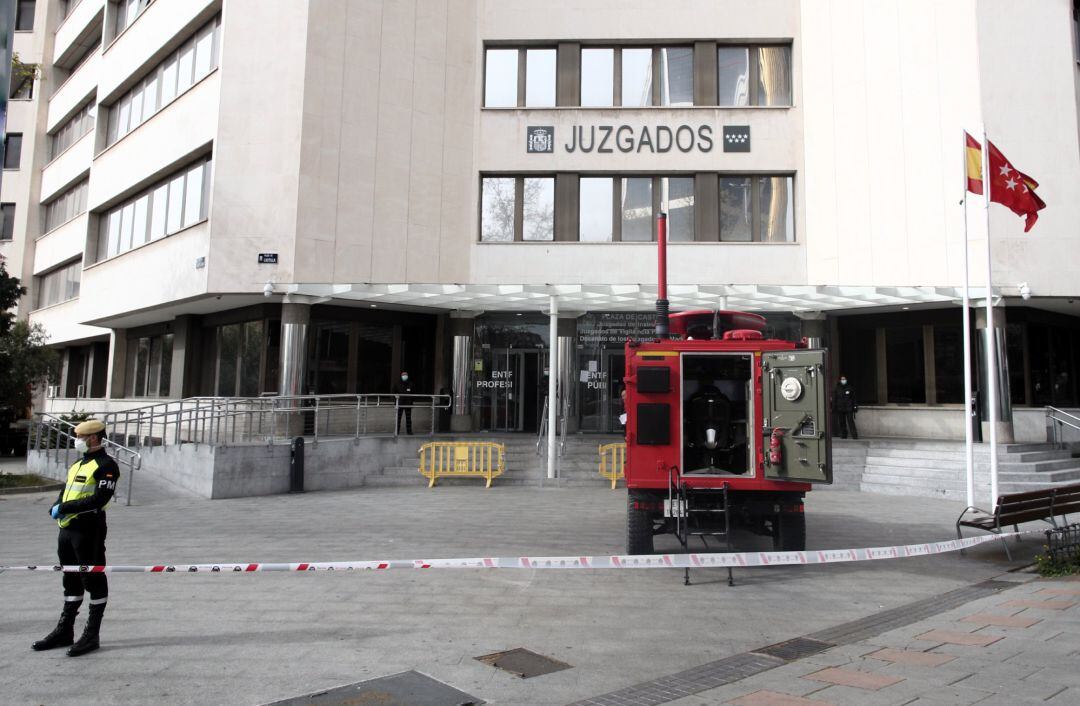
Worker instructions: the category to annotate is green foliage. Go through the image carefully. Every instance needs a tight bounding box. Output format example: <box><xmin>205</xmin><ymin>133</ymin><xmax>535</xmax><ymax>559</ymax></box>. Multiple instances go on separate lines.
<box><xmin>1034</xmin><ymin>545</ymin><xmax>1080</xmax><ymax>577</ymax></box>
<box><xmin>0</xmin><ymin>257</ymin><xmax>26</xmax><ymax>337</ymax></box>
<box><xmin>10</xmin><ymin>52</ymin><xmax>41</xmax><ymax>85</ymax></box>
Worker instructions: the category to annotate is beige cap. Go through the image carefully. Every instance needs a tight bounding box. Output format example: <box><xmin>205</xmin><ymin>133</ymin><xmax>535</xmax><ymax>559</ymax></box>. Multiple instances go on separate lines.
<box><xmin>74</xmin><ymin>419</ymin><xmax>106</xmax><ymax>435</ymax></box>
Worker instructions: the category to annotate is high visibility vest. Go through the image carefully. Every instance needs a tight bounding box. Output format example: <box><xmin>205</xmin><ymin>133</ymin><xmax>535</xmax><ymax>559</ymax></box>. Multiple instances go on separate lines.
<box><xmin>58</xmin><ymin>457</ymin><xmax>103</xmax><ymax>528</ymax></box>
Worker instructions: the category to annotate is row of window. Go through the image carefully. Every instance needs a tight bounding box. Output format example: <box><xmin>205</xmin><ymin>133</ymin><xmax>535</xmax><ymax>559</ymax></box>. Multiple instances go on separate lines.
<box><xmin>484</xmin><ymin>44</ymin><xmax>792</xmax><ymax>108</ymax></box>
<box><xmin>15</xmin><ymin>0</ymin><xmax>35</xmax><ymax>30</ymax></box>
<box><xmin>50</xmin><ymin>102</ymin><xmax>97</xmax><ymax>160</ymax></box>
<box><xmin>115</xmin><ymin>0</ymin><xmax>153</xmax><ymax>37</ymax></box>
<box><xmin>97</xmin><ymin>157</ymin><xmax>212</xmax><ymax>261</ymax></box>
<box><xmin>105</xmin><ymin>15</ymin><xmax>220</xmax><ymax>146</ymax></box>
<box><xmin>35</xmin><ymin>259</ymin><xmax>81</xmax><ymax>309</ymax></box>
<box><xmin>43</xmin><ymin>179</ymin><xmax>89</xmax><ymax>233</ymax></box>
<box><xmin>480</xmin><ymin>174</ymin><xmax>794</xmax><ymax>243</ymax></box>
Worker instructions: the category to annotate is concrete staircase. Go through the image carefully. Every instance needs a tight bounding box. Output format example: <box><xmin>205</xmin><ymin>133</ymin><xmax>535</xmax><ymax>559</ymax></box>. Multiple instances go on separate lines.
<box><xmin>851</xmin><ymin>438</ymin><xmax>1080</xmax><ymax>501</ymax></box>
<box><xmin>363</xmin><ymin>433</ymin><xmax>625</xmax><ymax>488</ymax></box>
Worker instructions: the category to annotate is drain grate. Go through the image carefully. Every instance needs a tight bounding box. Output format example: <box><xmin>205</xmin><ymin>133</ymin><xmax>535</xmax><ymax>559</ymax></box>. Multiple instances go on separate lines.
<box><xmin>753</xmin><ymin>637</ymin><xmax>834</xmax><ymax>661</ymax></box>
<box><xmin>475</xmin><ymin>647</ymin><xmax>572</xmax><ymax>679</ymax></box>
<box><xmin>264</xmin><ymin>670</ymin><xmax>483</xmax><ymax>706</ymax></box>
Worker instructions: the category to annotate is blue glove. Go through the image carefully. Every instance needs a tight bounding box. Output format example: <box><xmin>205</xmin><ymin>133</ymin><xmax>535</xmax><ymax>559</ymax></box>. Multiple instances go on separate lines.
<box><xmin>50</xmin><ymin>504</ymin><xmax>62</xmax><ymax>519</ymax></box>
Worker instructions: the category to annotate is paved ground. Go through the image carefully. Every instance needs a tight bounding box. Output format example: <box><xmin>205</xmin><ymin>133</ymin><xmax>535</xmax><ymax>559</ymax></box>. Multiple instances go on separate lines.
<box><xmin>0</xmin><ymin>455</ymin><xmax>1068</xmax><ymax>705</ymax></box>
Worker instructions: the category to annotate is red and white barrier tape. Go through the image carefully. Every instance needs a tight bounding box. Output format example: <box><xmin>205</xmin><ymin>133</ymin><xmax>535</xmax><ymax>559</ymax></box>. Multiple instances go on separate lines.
<box><xmin>0</xmin><ymin>531</ymin><xmax>1028</xmax><ymax>574</ymax></box>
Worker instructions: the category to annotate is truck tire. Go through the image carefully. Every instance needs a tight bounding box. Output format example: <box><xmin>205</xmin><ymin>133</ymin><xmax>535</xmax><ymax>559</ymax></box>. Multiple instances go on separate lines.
<box><xmin>773</xmin><ymin>511</ymin><xmax>806</xmax><ymax>551</ymax></box>
<box><xmin>627</xmin><ymin>493</ymin><xmax>655</xmax><ymax>555</ymax></box>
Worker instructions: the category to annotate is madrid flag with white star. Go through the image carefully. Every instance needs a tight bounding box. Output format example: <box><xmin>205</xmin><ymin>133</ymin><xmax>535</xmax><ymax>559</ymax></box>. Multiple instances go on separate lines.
<box><xmin>965</xmin><ymin>133</ymin><xmax>1046</xmax><ymax>232</ymax></box>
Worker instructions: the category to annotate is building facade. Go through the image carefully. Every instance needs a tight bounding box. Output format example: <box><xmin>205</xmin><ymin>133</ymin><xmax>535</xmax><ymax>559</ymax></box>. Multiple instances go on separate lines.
<box><xmin>3</xmin><ymin>0</ymin><xmax>1079</xmax><ymax>440</ymax></box>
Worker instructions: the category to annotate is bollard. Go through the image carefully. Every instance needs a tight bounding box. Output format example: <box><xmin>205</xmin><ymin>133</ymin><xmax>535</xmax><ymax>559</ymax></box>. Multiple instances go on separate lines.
<box><xmin>290</xmin><ymin>436</ymin><xmax>305</xmax><ymax>493</ymax></box>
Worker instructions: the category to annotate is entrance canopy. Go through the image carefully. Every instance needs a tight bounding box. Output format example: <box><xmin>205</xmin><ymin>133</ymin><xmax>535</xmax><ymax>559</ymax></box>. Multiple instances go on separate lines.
<box><xmin>286</xmin><ymin>282</ymin><xmax>989</xmax><ymax>314</ymax></box>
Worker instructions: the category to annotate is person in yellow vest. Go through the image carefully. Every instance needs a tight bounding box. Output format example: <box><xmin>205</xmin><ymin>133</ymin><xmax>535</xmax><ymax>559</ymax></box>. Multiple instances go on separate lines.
<box><xmin>32</xmin><ymin>419</ymin><xmax>119</xmax><ymax>657</ymax></box>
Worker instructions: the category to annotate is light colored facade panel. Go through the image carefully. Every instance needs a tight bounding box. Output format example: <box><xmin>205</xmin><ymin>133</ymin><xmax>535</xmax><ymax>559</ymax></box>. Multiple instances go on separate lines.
<box><xmin>801</xmin><ymin>0</ymin><xmax>982</xmax><ymax>288</ymax></box>
<box><xmin>205</xmin><ymin>0</ymin><xmax>308</xmax><ymax>292</ymax></box>
<box><xmin>46</xmin><ymin>52</ymin><xmax>100</xmax><ymax>132</ymax></box>
<box><xmin>28</xmin><ymin>299</ymin><xmax>109</xmax><ymax>347</ymax></box>
<box><xmin>53</xmin><ymin>0</ymin><xmax>105</xmax><ymax>63</ymax></box>
<box><xmin>96</xmin><ymin>0</ymin><xmax>218</xmax><ymax>101</ymax></box>
<box><xmin>79</xmin><ymin>223</ymin><xmax>209</xmax><ymax>321</ymax></box>
<box><xmin>978</xmin><ymin>0</ymin><xmax>1080</xmax><ymax>297</ymax></box>
<box><xmin>40</xmin><ymin>133</ymin><xmax>92</xmax><ymax>202</ymax></box>
<box><xmin>471</xmin><ymin>242</ymin><xmax>804</xmax><ymax>286</ymax></box>
<box><xmin>478</xmin><ymin>0</ymin><xmax>799</xmax><ymax>41</ymax></box>
<box><xmin>33</xmin><ymin>216</ymin><xmax>89</xmax><ymax>276</ymax></box>
<box><xmin>88</xmin><ymin>72</ymin><xmax>219</xmax><ymax>210</ymax></box>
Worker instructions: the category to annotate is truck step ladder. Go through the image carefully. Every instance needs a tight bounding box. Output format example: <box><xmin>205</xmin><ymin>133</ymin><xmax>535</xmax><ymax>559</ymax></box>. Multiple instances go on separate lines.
<box><xmin>668</xmin><ymin>467</ymin><xmax>734</xmax><ymax>587</ymax></box>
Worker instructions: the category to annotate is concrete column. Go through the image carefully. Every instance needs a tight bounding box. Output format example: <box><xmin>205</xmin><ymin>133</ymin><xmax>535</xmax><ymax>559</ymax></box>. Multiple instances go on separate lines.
<box><xmin>799</xmin><ymin>316</ymin><xmax>827</xmax><ymax>350</ymax></box>
<box><xmin>105</xmin><ymin>329</ymin><xmax>128</xmax><ymax>399</ymax></box>
<box><xmin>976</xmin><ymin>307</ymin><xmax>1014</xmax><ymax>443</ymax></box>
<box><xmin>279</xmin><ymin>303</ymin><xmax>311</xmax><ymax>398</ymax></box>
<box><xmin>449</xmin><ymin>316</ymin><xmax>474</xmax><ymax>432</ymax></box>
<box><xmin>557</xmin><ymin>315</ymin><xmax>578</xmax><ymax>433</ymax></box>
<box><xmin>169</xmin><ymin>315</ymin><xmax>196</xmax><ymax>399</ymax></box>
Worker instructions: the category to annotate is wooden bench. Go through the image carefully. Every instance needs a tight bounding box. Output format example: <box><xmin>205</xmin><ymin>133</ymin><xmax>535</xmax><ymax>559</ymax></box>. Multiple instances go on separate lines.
<box><xmin>956</xmin><ymin>483</ymin><xmax>1080</xmax><ymax>559</ymax></box>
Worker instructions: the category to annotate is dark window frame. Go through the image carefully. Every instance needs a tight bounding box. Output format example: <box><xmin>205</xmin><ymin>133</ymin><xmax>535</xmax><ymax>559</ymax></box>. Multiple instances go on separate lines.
<box><xmin>1</xmin><ymin>203</ymin><xmax>15</xmax><ymax>240</ymax></box>
<box><xmin>3</xmin><ymin>133</ymin><xmax>23</xmax><ymax>169</ymax></box>
<box><xmin>15</xmin><ymin>0</ymin><xmax>35</xmax><ymax>31</ymax></box>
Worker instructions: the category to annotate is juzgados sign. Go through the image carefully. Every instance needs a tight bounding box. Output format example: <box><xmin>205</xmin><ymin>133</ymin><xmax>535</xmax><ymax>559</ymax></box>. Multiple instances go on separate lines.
<box><xmin>526</xmin><ymin>124</ymin><xmax>748</xmax><ymax>154</ymax></box>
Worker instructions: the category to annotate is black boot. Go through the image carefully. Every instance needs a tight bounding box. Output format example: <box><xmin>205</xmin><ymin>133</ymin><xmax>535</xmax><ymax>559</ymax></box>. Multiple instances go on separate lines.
<box><xmin>31</xmin><ymin>600</ymin><xmax>81</xmax><ymax>651</ymax></box>
<box><xmin>67</xmin><ymin>602</ymin><xmax>105</xmax><ymax>657</ymax></box>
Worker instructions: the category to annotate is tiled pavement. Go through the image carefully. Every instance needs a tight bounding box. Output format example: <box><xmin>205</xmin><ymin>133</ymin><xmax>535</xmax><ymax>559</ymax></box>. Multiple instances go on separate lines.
<box><xmin>653</xmin><ymin>576</ymin><xmax>1080</xmax><ymax>706</ymax></box>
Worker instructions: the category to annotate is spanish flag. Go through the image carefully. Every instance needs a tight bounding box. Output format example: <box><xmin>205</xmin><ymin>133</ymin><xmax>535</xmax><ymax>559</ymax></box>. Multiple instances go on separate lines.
<box><xmin>965</xmin><ymin>132</ymin><xmax>983</xmax><ymax>194</ymax></box>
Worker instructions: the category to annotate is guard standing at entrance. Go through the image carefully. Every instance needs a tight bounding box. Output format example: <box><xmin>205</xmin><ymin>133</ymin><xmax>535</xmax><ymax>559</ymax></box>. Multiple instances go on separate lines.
<box><xmin>393</xmin><ymin>371</ymin><xmax>414</xmax><ymax>435</ymax></box>
<box><xmin>32</xmin><ymin>419</ymin><xmax>119</xmax><ymax>657</ymax></box>
<box><xmin>832</xmin><ymin>376</ymin><xmax>858</xmax><ymax>440</ymax></box>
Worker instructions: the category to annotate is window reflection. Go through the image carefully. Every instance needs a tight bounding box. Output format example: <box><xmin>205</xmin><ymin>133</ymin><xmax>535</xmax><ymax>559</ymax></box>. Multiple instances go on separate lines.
<box><xmin>659</xmin><ymin>47</ymin><xmax>693</xmax><ymax>107</ymax></box>
<box><xmin>525</xmin><ymin>48</ymin><xmax>556</xmax><ymax>107</ymax></box>
<box><xmin>579</xmin><ymin>178</ymin><xmax>613</xmax><ymax>242</ymax></box>
<box><xmin>758</xmin><ymin>176</ymin><xmax>794</xmax><ymax>242</ymax></box>
<box><xmin>621</xmin><ymin>48</ymin><xmax>653</xmax><ymax>107</ymax></box>
<box><xmin>581</xmin><ymin>48</ymin><xmax>614</xmax><ymax>107</ymax></box>
<box><xmin>481</xmin><ymin>177</ymin><xmax>516</xmax><ymax>241</ymax></box>
<box><xmin>484</xmin><ymin>49</ymin><xmax>518</xmax><ymax>107</ymax></box>
<box><xmin>717</xmin><ymin>47</ymin><xmax>750</xmax><ymax>106</ymax></box>
<box><xmin>523</xmin><ymin>177</ymin><xmax>554</xmax><ymax>241</ymax></box>
<box><xmin>662</xmin><ymin>177</ymin><xmax>694</xmax><ymax>241</ymax></box>
<box><xmin>621</xmin><ymin>177</ymin><xmax>653</xmax><ymax>241</ymax></box>
<box><xmin>719</xmin><ymin>177</ymin><xmax>752</xmax><ymax>241</ymax></box>
<box><xmin>757</xmin><ymin>46</ymin><xmax>792</xmax><ymax>106</ymax></box>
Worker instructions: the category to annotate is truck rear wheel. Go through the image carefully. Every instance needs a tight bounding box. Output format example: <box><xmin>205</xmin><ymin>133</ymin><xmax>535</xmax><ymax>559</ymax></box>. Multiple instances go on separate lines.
<box><xmin>627</xmin><ymin>493</ymin><xmax>655</xmax><ymax>555</ymax></box>
<box><xmin>773</xmin><ymin>511</ymin><xmax>806</xmax><ymax>551</ymax></box>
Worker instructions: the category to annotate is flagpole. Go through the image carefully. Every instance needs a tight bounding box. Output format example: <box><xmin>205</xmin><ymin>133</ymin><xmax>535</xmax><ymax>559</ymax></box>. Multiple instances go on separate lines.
<box><xmin>961</xmin><ymin>131</ymin><xmax>975</xmax><ymax>509</ymax></box>
<box><xmin>981</xmin><ymin>130</ymin><xmax>999</xmax><ymax>505</ymax></box>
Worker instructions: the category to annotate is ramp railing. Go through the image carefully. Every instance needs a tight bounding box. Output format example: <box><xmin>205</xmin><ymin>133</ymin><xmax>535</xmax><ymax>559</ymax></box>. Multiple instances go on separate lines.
<box><xmin>29</xmin><ymin>414</ymin><xmax>143</xmax><ymax>506</ymax></box>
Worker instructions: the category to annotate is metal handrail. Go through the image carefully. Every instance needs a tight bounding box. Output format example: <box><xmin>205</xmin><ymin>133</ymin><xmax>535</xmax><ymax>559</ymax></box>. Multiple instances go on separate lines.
<box><xmin>1046</xmin><ymin>406</ymin><xmax>1080</xmax><ymax>448</ymax></box>
<box><xmin>34</xmin><ymin>393</ymin><xmax>452</xmax><ymax>450</ymax></box>
<box><xmin>29</xmin><ymin>413</ymin><xmax>143</xmax><ymax>506</ymax></box>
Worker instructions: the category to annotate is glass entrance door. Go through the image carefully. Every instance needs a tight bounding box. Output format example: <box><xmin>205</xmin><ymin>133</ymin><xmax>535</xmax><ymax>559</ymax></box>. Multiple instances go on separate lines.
<box><xmin>489</xmin><ymin>349</ymin><xmax>524</xmax><ymax>431</ymax></box>
<box><xmin>578</xmin><ymin>349</ymin><xmax>626</xmax><ymax>432</ymax></box>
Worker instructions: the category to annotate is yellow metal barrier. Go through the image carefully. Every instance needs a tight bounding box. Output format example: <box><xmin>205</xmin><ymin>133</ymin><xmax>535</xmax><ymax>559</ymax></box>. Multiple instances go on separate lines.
<box><xmin>598</xmin><ymin>442</ymin><xmax>626</xmax><ymax>489</ymax></box>
<box><xmin>419</xmin><ymin>441</ymin><xmax>505</xmax><ymax>488</ymax></box>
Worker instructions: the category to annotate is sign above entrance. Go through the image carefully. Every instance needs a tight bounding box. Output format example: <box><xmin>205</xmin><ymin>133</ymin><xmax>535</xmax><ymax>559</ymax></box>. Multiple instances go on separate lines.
<box><xmin>526</xmin><ymin>124</ymin><xmax>754</xmax><ymax>155</ymax></box>
<box><xmin>577</xmin><ymin>312</ymin><xmax>655</xmax><ymax>347</ymax></box>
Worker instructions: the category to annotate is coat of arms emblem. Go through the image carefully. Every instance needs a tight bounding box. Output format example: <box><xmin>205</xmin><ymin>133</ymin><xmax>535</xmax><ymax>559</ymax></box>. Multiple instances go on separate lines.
<box><xmin>527</xmin><ymin>126</ymin><xmax>554</xmax><ymax>153</ymax></box>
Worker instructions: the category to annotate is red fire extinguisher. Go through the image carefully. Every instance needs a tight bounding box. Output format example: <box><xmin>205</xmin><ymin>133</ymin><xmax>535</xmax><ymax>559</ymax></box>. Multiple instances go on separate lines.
<box><xmin>768</xmin><ymin>428</ymin><xmax>784</xmax><ymax>465</ymax></box>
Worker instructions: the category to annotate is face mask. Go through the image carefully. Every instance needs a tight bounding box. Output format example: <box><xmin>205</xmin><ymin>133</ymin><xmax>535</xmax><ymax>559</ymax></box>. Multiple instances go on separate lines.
<box><xmin>74</xmin><ymin>439</ymin><xmax>90</xmax><ymax>454</ymax></box>
<box><xmin>840</xmin><ymin>379</ymin><xmax>847</xmax><ymax>385</ymax></box>
<box><xmin>401</xmin><ymin>375</ymin><xmax>409</xmax><ymax>382</ymax></box>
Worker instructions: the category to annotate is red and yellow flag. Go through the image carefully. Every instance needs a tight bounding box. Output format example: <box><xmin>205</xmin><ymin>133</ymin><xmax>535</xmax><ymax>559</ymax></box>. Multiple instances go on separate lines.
<box><xmin>965</xmin><ymin>132</ymin><xmax>983</xmax><ymax>194</ymax></box>
<box><xmin>964</xmin><ymin>133</ymin><xmax>1046</xmax><ymax>232</ymax></box>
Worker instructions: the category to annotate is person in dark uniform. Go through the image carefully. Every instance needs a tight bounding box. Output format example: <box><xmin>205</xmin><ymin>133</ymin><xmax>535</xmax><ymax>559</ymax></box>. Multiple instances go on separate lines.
<box><xmin>32</xmin><ymin>419</ymin><xmax>119</xmax><ymax>657</ymax></box>
<box><xmin>833</xmin><ymin>376</ymin><xmax>858</xmax><ymax>439</ymax></box>
<box><xmin>392</xmin><ymin>371</ymin><xmax>414</xmax><ymax>435</ymax></box>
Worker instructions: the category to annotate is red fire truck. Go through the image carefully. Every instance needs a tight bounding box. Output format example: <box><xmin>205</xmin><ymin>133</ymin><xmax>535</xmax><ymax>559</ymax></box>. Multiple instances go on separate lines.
<box><xmin>623</xmin><ymin>215</ymin><xmax>832</xmax><ymax>556</ymax></box>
